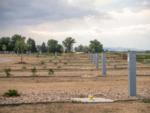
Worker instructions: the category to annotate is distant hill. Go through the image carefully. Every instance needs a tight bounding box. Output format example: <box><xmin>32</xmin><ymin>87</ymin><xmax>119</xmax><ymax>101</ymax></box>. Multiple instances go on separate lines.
<box><xmin>104</xmin><ymin>47</ymin><xmax>146</xmax><ymax>52</ymax></box>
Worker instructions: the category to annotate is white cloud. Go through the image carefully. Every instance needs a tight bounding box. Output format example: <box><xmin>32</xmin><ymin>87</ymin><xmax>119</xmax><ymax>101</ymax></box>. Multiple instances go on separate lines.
<box><xmin>0</xmin><ymin>0</ymin><xmax>150</xmax><ymax>50</ymax></box>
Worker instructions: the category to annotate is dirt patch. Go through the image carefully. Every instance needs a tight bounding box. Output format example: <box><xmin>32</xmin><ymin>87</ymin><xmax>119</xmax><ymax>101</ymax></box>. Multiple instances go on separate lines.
<box><xmin>0</xmin><ymin>101</ymin><xmax>150</xmax><ymax>113</ymax></box>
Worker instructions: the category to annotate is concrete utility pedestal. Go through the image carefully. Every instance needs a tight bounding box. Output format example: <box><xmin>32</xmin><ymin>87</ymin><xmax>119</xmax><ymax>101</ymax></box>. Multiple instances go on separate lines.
<box><xmin>128</xmin><ymin>51</ymin><xmax>136</xmax><ymax>96</ymax></box>
<box><xmin>102</xmin><ymin>52</ymin><xmax>106</xmax><ymax>76</ymax></box>
<box><xmin>95</xmin><ymin>53</ymin><xmax>99</xmax><ymax>69</ymax></box>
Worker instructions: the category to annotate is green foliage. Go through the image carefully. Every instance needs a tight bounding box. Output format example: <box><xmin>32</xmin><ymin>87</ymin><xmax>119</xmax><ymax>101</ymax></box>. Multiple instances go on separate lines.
<box><xmin>48</xmin><ymin>69</ymin><xmax>54</xmax><ymax>75</ymax></box>
<box><xmin>3</xmin><ymin>89</ymin><xmax>20</xmax><ymax>97</ymax></box>
<box><xmin>47</xmin><ymin>39</ymin><xmax>63</xmax><ymax>54</ymax></box>
<box><xmin>89</xmin><ymin>39</ymin><xmax>103</xmax><ymax>53</ymax></box>
<box><xmin>0</xmin><ymin>37</ymin><xmax>12</xmax><ymax>51</ymax></box>
<box><xmin>15</xmin><ymin>37</ymin><xmax>26</xmax><ymax>53</ymax></box>
<box><xmin>2</xmin><ymin>44</ymin><xmax>7</xmax><ymax>51</ymax></box>
<box><xmin>56</xmin><ymin>44</ymin><xmax>64</xmax><ymax>53</ymax></box>
<box><xmin>142</xmin><ymin>99</ymin><xmax>150</xmax><ymax>103</ymax></box>
<box><xmin>137</xmin><ymin>54</ymin><xmax>150</xmax><ymax>64</ymax></box>
<box><xmin>27</xmin><ymin>38</ymin><xmax>37</xmax><ymax>53</ymax></box>
<box><xmin>75</xmin><ymin>45</ymin><xmax>89</xmax><ymax>53</ymax></box>
<box><xmin>63</xmin><ymin>37</ymin><xmax>75</xmax><ymax>53</ymax></box>
<box><xmin>41</xmin><ymin>42</ymin><xmax>47</xmax><ymax>53</ymax></box>
<box><xmin>31</xmin><ymin>66</ymin><xmax>37</xmax><ymax>76</ymax></box>
<box><xmin>4</xmin><ymin>68</ymin><xmax>11</xmax><ymax>77</ymax></box>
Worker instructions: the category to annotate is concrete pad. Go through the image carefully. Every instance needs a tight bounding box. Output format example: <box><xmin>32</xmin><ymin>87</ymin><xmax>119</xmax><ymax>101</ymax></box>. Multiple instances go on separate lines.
<box><xmin>71</xmin><ymin>98</ymin><xmax>114</xmax><ymax>103</ymax></box>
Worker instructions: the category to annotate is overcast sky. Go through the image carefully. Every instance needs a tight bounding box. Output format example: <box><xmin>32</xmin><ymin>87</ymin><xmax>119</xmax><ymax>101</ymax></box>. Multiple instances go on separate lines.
<box><xmin>0</xmin><ymin>0</ymin><xmax>150</xmax><ymax>50</ymax></box>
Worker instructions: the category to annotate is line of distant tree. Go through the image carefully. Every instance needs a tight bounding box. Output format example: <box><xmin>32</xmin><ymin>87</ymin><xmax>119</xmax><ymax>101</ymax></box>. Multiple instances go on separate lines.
<box><xmin>0</xmin><ymin>34</ymin><xmax>103</xmax><ymax>54</ymax></box>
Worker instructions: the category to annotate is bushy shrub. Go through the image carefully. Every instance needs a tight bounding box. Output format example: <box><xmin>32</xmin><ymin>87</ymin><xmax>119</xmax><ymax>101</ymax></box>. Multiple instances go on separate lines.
<box><xmin>40</xmin><ymin>61</ymin><xmax>45</xmax><ymax>65</ymax></box>
<box><xmin>3</xmin><ymin>89</ymin><xmax>20</xmax><ymax>97</ymax></box>
<box><xmin>48</xmin><ymin>69</ymin><xmax>54</xmax><ymax>75</ymax></box>
<box><xmin>64</xmin><ymin>62</ymin><xmax>67</xmax><ymax>65</ymax></box>
<box><xmin>4</xmin><ymin>68</ymin><xmax>11</xmax><ymax>77</ymax></box>
<box><xmin>31</xmin><ymin>66</ymin><xmax>37</xmax><ymax>76</ymax></box>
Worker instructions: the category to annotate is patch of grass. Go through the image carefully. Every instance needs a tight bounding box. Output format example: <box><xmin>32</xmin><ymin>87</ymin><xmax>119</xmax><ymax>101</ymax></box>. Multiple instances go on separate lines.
<box><xmin>4</xmin><ymin>68</ymin><xmax>11</xmax><ymax>77</ymax></box>
<box><xmin>3</xmin><ymin>89</ymin><xmax>20</xmax><ymax>97</ymax></box>
<box><xmin>142</xmin><ymin>99</ymin><xmax>150</xmax><ymax>103</ymax></box>
<box><xmin>22</xmin><ymin>66</ymin><xmax>27</xmax><ymax>70</ymax></box>
<box><xmin>57</xmin><ymin>66</ymin><xmax>61</xmax><ymax>69</ymax></box>
<box><xmin>64</xmin><ymin>62</ymin><xmax>68</xmax><ymax>65</ymax></box>
<box><xmin>40</xmin><ymin>61</ymin><xmax>45</xmax><ymax>65</ymax></box>
<box><xmin>137</xmin><ymin>54</ymin><xmax>150</xmax><ymax>64</ymax></box>
<box><xmin>31</xmin><ymin>66</ymin><xmax>37</xmax><ymax>76</ymax></box>
<box><xmin>48</xmin><ymin>69</ymin><xmax>54</xmax><ymax>75</ymax></box>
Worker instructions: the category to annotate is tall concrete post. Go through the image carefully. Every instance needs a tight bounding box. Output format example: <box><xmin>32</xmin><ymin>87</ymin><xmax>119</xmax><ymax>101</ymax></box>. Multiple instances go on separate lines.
<box><xmin>92</xmin><ymin>54</ymin><xmax>95</xmax><ymax>64</ymax></box>
<box><xmin>102</xmin><ymin>52</ymin><xmax>106</xmax><ymax>76</ymax></box>
<box><xmin>96</xmin><ymin>53</ymin><xmax>99</xmax><ymax>69</ymax></box>
<box><xmin>128</xmin><ymin>51</ymin><xmax>136</xmax><ymax>96</ymax></box>
<box><xmin>89</xmin><ymin>53</ymin><xmax>91</xmax><ymax>60</ymax></box>
<box><xmin>94</xmin><ymin>53</ymin><xmax>97</xmax><ymax>65</ymax></box>
<box><xmin>90</xmin><ymin>53</ymin><xmax>92</xmax><ymax>63</ymax></box>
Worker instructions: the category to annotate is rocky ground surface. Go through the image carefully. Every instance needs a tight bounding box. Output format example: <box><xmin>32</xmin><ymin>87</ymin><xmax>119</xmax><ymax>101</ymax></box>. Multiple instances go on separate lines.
<box><xmin>0</xmin><ymin>53</ymin><xmax>150</xmax><ymax>105</ymax></box>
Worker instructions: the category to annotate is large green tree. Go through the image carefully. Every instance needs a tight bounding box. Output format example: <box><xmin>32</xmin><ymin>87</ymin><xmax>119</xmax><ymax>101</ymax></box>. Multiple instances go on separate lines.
<box><xmin>0</xmin><ymin>37</ymin><xmax>11</xmax><ymax>51</ymax></box>
<box><xmin>47</xmin><ymin>39</ymin><xmax>64</xmax><ymax>54</ymax></box>
<box><xmin>63</xmin><ymin>37</ymin><xmax>75</xmax><ymax>53</ymax></box>
<box><xmin>89</xmin><ymin>39</ymin><xmax>103</xmax><ymax>53</ymax></box>
<box><xmin>41</xmin><ymin>42</ymin><xmax>47</xmax><ymax>53</ymax></box>
<box><xmin>47</xmin><ymin>39</ymin><xmax>58</xmax><ymax>53</ymax></box>
<box><xmin>56</xmin><ymin>44</ymin><xmax>64</xmax><ymax>53</ymax></box>
<box><xmin>27</xmin><ymin>38</ymin><xmax>37</xmax><ymax>53</ymax></box>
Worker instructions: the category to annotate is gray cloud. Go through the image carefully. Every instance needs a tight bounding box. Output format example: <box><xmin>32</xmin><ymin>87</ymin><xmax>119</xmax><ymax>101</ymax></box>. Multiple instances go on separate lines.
<box><xmin>1</xmin><ymin>0</ymin><xmax>149</xmax><ymax>28</ymax></box>
<box><xmin>0</xmin><ymin>0</ymin><xmax>99</xmax><ymax>28</ymax></box>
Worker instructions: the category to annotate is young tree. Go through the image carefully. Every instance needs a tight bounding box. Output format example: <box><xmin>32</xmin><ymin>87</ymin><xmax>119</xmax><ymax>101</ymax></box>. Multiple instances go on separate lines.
<box><xmin>15</xmin><ymin>37</ymin><xmax>26</xmax><ymax>63</ymax></box>
<box><xmin>89</xmin><ymin>39</ymin><xmax>103</xmax><ymax>53</ymax></box>
<box><xmin>11</xmin><ymin>34</ymin><xmax>24</xmax><ymax>52</ymax></box>
<box><xmin>63</xmin><ymin>37</ymin><xmax>75</xmax><ymax>53</ymax></box>
<box><xmin>27</xmin><ymin>38</ymin><xmax>37</xmax><ymax>53</ymax></box>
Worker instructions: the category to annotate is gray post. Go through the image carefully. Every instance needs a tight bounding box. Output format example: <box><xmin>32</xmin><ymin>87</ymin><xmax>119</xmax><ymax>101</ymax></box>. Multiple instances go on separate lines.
<box><xmin>94</xmin><ymin>53</ymin><xmax>96</xmax><ymax>65</ymax></box>
<box><xmin>92</xmin><ymin>53</ymin><xmax>95</xmax><ymax>64</ymax></box>
<box><xmin>96</xmin><ymin>53</ymin><xmax>99</xmax><ymax>69</ymax></box>
<box><xmin>102</xmin><ymin>52</ymin><xmax>106</xmax><ymax>76</ymax></box>
<box><xmin>90</xmin><ymin>53</ymin><xmax>92</xmax><ymax>63</ymax></box>
<box><xmin>128</xmin><ymin>51</ymin><xmax>136</xmax><ymax>96</ymax></box>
